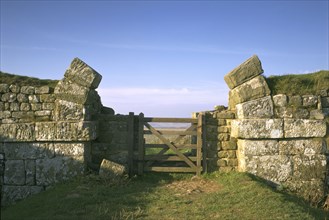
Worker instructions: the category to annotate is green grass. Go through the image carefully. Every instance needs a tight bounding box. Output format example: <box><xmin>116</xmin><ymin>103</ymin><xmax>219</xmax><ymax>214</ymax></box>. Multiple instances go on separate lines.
<box><xmin>266</xmin><ymin>70</ymin><xmax>329</xmax><ymax>96</ymax></box>
<box><xmin>2</xmin><ymin>172</ymin><xmax>328</xmax><ymax>220</ymax></box>
<box><xmin>0</xmin><ymin>71</ymin><xmax>59</xmax><ymax>89</ymax></box>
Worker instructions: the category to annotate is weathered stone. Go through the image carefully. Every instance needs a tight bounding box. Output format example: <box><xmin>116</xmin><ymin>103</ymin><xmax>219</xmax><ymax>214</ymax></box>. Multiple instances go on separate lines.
<box><xmin>28</xmin><ymin>94</ymin><xmax>40</xmax><ymax>103</ymax></box>
<box><xmin>228</xmin><ymin>76</ymin><xmax>271</xmax><ymax>110</ymax></box>
<box><xmin>321</xmin><ymin>97</ymin><xmax>329</xmax><ymax>107</ymax></box>
<box><xmin>288</xmin><ymin>95</ymin><xmax>302</xmax><ymax>107</ymax></box>
<box><xmin>0</xmin><ymin>123</ymin><xmax>35</xmax><ymax>141</ymax></box>
<box><xmin>218</xmin><ymin>126</ymin><xmax>230</xmax><ymax>133</ymax></box>
<box><xmin>11</xmin><ymin>111</ymin><xmax>35</xmax><ymax>121</ymax></box>
<box><xmin>36</xmin><ymin>156</ymin><xmax>85</xmax><ymax>185</ymax></box>
<box><xmin>64</xmin><ymin>57</ymin><xmax>102</xmax><ymax>89</ymax></box>
<box><xmin>222</xmin><ymin>140</ymin><xmax>237</xmax><ymax>150</ymax></box>
<box><xmin>35</xmin><ymin>110</ymin><xmax>51</xmax><ymax>117</ymax></box>
<box><xmin>291</xmin><ymin>154</ymin><xmax>327</xmax><ymax>180</ymax></box>
<box><xmin>25</xmin><ymin>160</ymin><xmax>36</xmax><ymax>185</ymax></box>
<box><xmin>214</xmin><ymin>105</ymin><xmax>226</xmax><ymax>111</ymax></box>
<box><xmin>218</xmin><ymin>133</ymin><xmax>230</xmax><ymax>141</ymax></box>
<box><xmin>10</xmin><ymin>102</ymin><xmax>20</xmax><ymax>111</ymax></box>
<box><xmin>54</xmin><ymin>79</ymin><xmax>92</xmax><ymax>104</ymax></box>
<box><xmin>273</xmin><ymin>94</ymin><xmax>287</xmax><ymax>107</ymax></box>
<box><xmin>239</xmin><ymin>155</ymin><xmax>292</xmax><ymax>183</ymax></box>
<box><xmin>218</xmin><ymin>119</ymin><xmax>226</xmax><ymax>126</ymax></box>
<box><xmin>16</xmin><ymin>93</ymin><xmax>28</xmax><ymax>102</ymax></box>
<box><xmin>39</xmin><ymin>94</ymin><xmax>56</xmax><ymax>103</ymax></box>
<box><xmin>310</xmin><ymin>109</ymin><xmax>325</xmax><ymax>120</ymax></box>
<box><xmin>318</xmin><ymin>89</ymin><xmax>328</xmax><ymax>97</ymax></box>
<box><xmin>323</xmin><ymin>108</ymin><xmax>329</xmax><ymax>116</ymax></box>
<box><xmin>54</xmin><ymin>143</ymin><xmax>86</xmax><ymax>156</ymax></box>
<box><xmin>1</xmin><ymin>119</ymin><xmax>15</xmax><ymax>124</ymax></box>
<box><xmin>0</xmin><ymin>110</ymin><xmax>11</xmax><ymax>119</ymax></box>
<box><xmin>217</xmin><ymin>111</ymin><xmax>235</xmax><ymax>119</ymax></box>
<box><xmin>279</xmin><ymin>139</ymin><xmax>326</xmax><ymax>155</ymax></box>
<box><xmin>284</xmin><ymin>119</ymin><xmax>326</xmax><ymax>138</ymax></box>
<box><xmin>42</xmin><ymin>103</ymin><xmax>54</xmax><ymax>110</ymax></box>
<box><xmin>1</xmin><ymin>186</ymin><xmax>43</xmax><ymax>206</ymax></box>
<box><xmin>217</xmin><ymin>159</ymin><xmax>227</xmax><ymax>167</ymax></box>
<box><xmin>35</xmin><ymin>86</ymin><xmax>50</xmax><ymax>94</ymax></box>
<box><xmin>31</xmin><ymin>103</ymin><xmax>42</xmax><ymax>111</ymax></box>
<box><xmin>231</xmin><ymin>119</ymin><xmax>283</xmax><ymax>139</ymax></box>
<box><xmin>238</xmin><ymin>140</ymin><xmax>279</xmax><ymax>156</ymax></box>
<box><xmin>9</xmin><ymin>84</ymin><xmax>20</xmax><ymax>93</ymax></box>
<box><xmin>4</xmin><ymin>160</ymin><xmax>25</xmax><ymax>185</ymax></box>
<box><xmin>224</xmin><ymin>55</ymin><xmax>264</xmax><ymax>89</ymax></box>
<box><xmin>274</xmin><ymin>107</ymin><xmax>309</xmax><ymax>119</ymax></box>
<box><xmin>35</xmin><ymin>121</ymin><xmax>98</xmax><ymax>141</ymax></box>
<box><xmin>20</xmin><ymin>86</ymin><xmax>35</xmax><ymax>94</ymax></box>
<box><xmin>3</xmin><ymin>142</ymin><xmax>54</xmax><ymax>159</ymax></box>
<box><xmin>227</xmin><ymin>159</ymin><xmax>238</xmax><ymax>167</ymax></box>
<box><xmin>0</xmin><ymin>83</ymin><xmax>9</xmax><ymax>93</ymax></box>
<box><xmin>1</xmin><ymin>93</ymin><xmax>17</xmax><ymax>102</ymax></box>
<box><xmin>99</xmin><ymin>159</ymin><xmax>126</xmax><ymax>178</ymax></box>
<box><xmin>54</xmin><ymin>99</ymin><xmax>84</xmax><ymax>121</ymax></box>
<box><xmin>236</xmin><ymin>96</ymin><xmax>273</xmax><ymax>119</ymax></box>
<box><xmin>302</xmin><ymin>95</ymin><xmax>318</xmax><ymax>107</ymax></box>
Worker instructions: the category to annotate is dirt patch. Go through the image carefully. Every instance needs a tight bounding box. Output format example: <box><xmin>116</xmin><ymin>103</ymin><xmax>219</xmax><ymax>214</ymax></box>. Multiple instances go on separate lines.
<box><xmin>163</xmin><ymin>176</ymin><xmax>222</xmax><ymax>197</ymax></box>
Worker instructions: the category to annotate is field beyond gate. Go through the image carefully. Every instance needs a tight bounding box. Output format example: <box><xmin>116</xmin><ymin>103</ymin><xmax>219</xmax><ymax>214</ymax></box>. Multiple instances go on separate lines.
<box><xmin>128</xmin><ymin>113</ymin><xmax>206</xmax><ymax>176</ymax></box>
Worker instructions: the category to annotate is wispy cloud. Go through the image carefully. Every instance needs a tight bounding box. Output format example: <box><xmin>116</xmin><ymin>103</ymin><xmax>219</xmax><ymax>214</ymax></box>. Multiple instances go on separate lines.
<box><xmin>1</xmin><ymin>44</ymin><xmax>63</xmax><ymax>52</ymax></box>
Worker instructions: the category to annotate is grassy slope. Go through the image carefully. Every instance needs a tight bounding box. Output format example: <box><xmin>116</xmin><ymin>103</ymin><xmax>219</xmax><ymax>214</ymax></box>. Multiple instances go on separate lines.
<box><xmin>1</xmin><ymin>172</ymin><xmax>328</xmax><ymax>220</ymax></box>
<box><xmin>0</xmin><ymin>71</ymin><xmax>59</xmax><ymax>89</ymax></box>
<box><xmin>266</xmin><ymin>70</ymin><xmax>329</xmax><ymax>95</ymax></box>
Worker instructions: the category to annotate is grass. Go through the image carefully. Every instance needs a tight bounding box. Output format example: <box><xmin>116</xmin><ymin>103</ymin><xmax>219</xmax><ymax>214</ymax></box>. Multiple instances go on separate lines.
<box><xmin>266</xmin><ymin>70</ymin><xmax>329</xmax><ymax>96</ymax></box>
<box><xmin>0</xmin><ymin>71</ymin><xmax>59</xmax><ymax>89</ymax></box>
<box><xmin>2</xmin><ymin>172</ymin><xmax>328</xmax><ymax>220</ymax></box>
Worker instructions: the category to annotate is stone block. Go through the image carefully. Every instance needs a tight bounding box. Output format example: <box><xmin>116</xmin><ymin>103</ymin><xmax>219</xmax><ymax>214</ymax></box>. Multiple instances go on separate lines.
<box><xmin>99</xmin><ymin>159</ymin><xmax>126</xmax><ymax>178</ymax></box>
<box><xmin>236</xmin><ymin>96</ymin><xmax>273</xmax><ymax>119</ymax></box>
<box><xmin>10</xmin><ymin>102</ymin><xmax>20</xmax><ymax>111</ymax></box>
<box><xmin>3</xmin><ymin>142</ymin><xmax>54</xmax><ymax>159</ymax></box>
<box><xmin>284</xmin><ymin>119</ymin><xmax>326</xmax><ymax>138</ymax></box>
<box><xmin>54</xmin><ymin>99</ymin><xmax>84</xmax><ymax>121</ymax></box>
<box><xmin>31</xmin><ymin>103</ymin><xmax>42</xmax><ymax>111</ymax></box>
<box><xmin>0</xmin><ymin>84</ymin><xmax>9</xmax><ymax>93</ymax></box>
<box><xmin>0</xmin><ymin>110</ymin><xmax>11</xmax><ymax>119</ymax></box>
<box><xmin>222</xmin><ymin>140</ymin><xmax>237</xmax><ymax>150</ymax></box>
<box><xmin>36</xmin><ymin>156</ymin><xmax>85</xmax><ymax>185</ymax></box>
<box><xmin>228</xmin><ymin>76</ymin><xmax>271</xmax><ymax>110</ymax></box>
<box><xmin>1</xmin><ymin>93</ymin><xmax>17</xmax><ymax>102</ymax></box>
<box><xmin>217</xmin><ymin>159</ymin><xmax>227</xmax><ymax>167</ymax></box>
<box><xmin>224</xmin><ymin>55</ymin><xmax>264</xmax><ymax>89</ymax></box>
<box><xmin>17</xmin><ymin>93</ymin><xmax>28</xmax><ymax>102</ymax></box>
<box><xmin>321</xmin><ymin>97</ymin><xmax>329</xmax><ymax>107</ymax></box>
<box><xmin>218</xmin><ymin>119</ymin><xmax>226</xmax><ymax>126</ymax></box>
<box><xmin>291</xmin><ymin>154</ymin><xmax>327</xmax><ymax>180</ymax></box>
<box><xmin>288</xmin><ymin>95</ymin><xmax>302</xmax><ymax>107</ymax></box>
<box><xmin>35</xmin><ymin>110</ymin><xmax>51</xmax><ymax>117</ymax></box>
<box><xmin>4</xmin><ymin>160</ymin><xmax>25</xmax><ymax>185</ymax></box>
<box><xmin>227</xmin><ymin>159</ymin><xmax>238</xmax><ymax>167</ymax></box>
<box><xmin>39</xmin><ymin>94</ymin><xmax>56</xmax><ymax>103</ymax></box>
<box><xmin>218</xmin><ymin>126</ymin><xmax>230</xmax><ymax>133</ymax></box>
<box><xmin>231</xmin><ymin>119</ymin><xmax>283</xmax><ymax>139</ymax></box>
<box><xmin>218</xmin><ymin>133</ymin><xmax>230</xmax><ymax>141</ymax></box>
<box><xmin>20</xmin><ymin>86</ymin><xmax>35</xmax><ymax>94</ymax></box>
<box><xmin>9</xmin><ymin>84</ymin><xmax>20</xmax><ymax>93</ymax></box>
<box><xmin>279</xmin><ymin>139</ymin><xmax>326</xmax><ymax>155</ymax></box>
<box><xmin>35</xmin><ymin>86</ymin><xmax>50</xmax><ymax>94</ymax></box>
<box><xmin>273</xmin><ymin>94</ymin><xmax>287</xmax><ymax>107</ymax></box>
<box><xmin>64</xmin><ymin>57</ymin><xmax>102</xmax><ymax>89</ymax></box>
<box><xmin>274</xmin><ymin>107</ymin><xmax>309</xmax><ymax>119</ymax></box>
<box><xmin>240</xmin><ymin>155</ymin><xmax>292</xmax><ymax>183</ymax></box>
<box><xmin>54</xmin><ymin>143</ymin><xmax>86</xmax><ymax>156</ymax></box>
<box><xmin>35</xmin><ymin>121</ymin><xmax>98</xmax><ymax>141</ymax></box>
<box><xmin>237</xmin><ymin>140</ymin><xmax>279</xmax><ymax>156</ymax></box>
<box><xmin>216</xmin><ymin>111</ymin><xmax>235</xmax><ymax>119</ymax></box>
<box><xmin>25</xmin><ymin>160</ymin><xmax>36</xmax><ymax>185</ymax></box>
<box><xmin>302</xmin><ymin>95</ymin><xmax>318</xmax><ymax>107</ymax></box>
<box><xmin>11</xmin><ymin>111</ymin><xmax>35</xmax><ymax>121</ymax></box>
<box><xmin>0</xmin><ymin>123</ymin><xmax>35</xmax><ymax>141</ymax></box>
<box><xmin>42</xmin><ymin>103</ymin><xmax>55</xmax><ymax>110</ymax></box>
<box><xmin>28</xmin><ymin>95</ymin><xmax>40</xmax><ymax>103</ymax></box>
<box><xmin>310</xmin><ymin>109</ymin><xmax>325</xmax><ymax>120</ymax></box>
<box><xmin>54</xmin><ymin>80</ymin><xmax>92</xmax><ymax>104</ymax></box>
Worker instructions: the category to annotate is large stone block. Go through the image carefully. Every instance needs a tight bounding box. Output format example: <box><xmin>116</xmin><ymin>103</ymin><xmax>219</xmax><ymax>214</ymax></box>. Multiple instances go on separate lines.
<box><xmin>284</xmin><ymin>119</ymin><xmax>326</xmax><ymax>138</ymax></box>
<box><xmin>231</xmin><ymin>119</ymin><xmax>283</xmax><ymax>139</ymax></box>
<box><xmin>279</xmin><ymin>139</ymin><xmax>326</xmax><ymax>155</ymax></box>
<box><xmin>236</xmin><ymin>96</ymin><xmax>273</xmax><ymax>119</ymax></box>
<box><xmin>237</xmin><ymin>140</ymin><xmax>279</xmax><ymax>156</ymax></box>
<box><xmin>0</xmin><ymin>123</ymin><xmax>35</xmax><ymax>141</ymax></box>
<box><xmin>240</xmin><ymin>155</ymin><xmax>292</xmax><ymax>183</ymax></box>
<box><xmin>224</xmin><ymin>55</ymin><xmax>264</xmax><ymax>89</ymax></box>
<box><xmin>35</xmin><ymin>121</ymin><xmax>98</xmax><ymax>141</ymax></box>
<box><xmin>54</xmin><ymin>79</ymin><xmax>91</xmax><ymax>104</ymax></box>
<box><xmin>3</xmin><ymin>143</ymin><xmax>54</xmax><ymax>159</ymax></box>
<box><xmin>54</xmin><ymin>99</ymin><xmax>84</xmax><ymax>121</ymax></box>
<box><xmin>291</xmin><ymin>154</ymin><xmax>327</xmax><ymax>180</ymax></box>
<box><xmin>53</xmin><ymin>143</ymin><xmax>86</xmax><ymax>156</ymax></box>
<box><xmin>64</xmin><ymin>58</ymin><xmax>102</xmax><ymax>89</ymax></box>
<box><xmin>228</xmin><ymin>75</ymin><xmax>271</xmax><ymax>110</ymax></box>
<box><xmin>36</xmin><ymin>156</ymin><xmax>85</xmax><ymax>185</ymax></box>
<box><xmin>4</xmin><ymin>160</ymin><xmax>25</xmax><ymax>185</ymax></box>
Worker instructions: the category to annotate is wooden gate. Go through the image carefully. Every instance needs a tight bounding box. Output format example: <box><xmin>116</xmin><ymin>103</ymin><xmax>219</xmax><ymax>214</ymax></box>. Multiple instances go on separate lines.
<box><xmin>129</xmin><ymin>113</ymin><xmax>206</xmax><ymax>176</ymax></box>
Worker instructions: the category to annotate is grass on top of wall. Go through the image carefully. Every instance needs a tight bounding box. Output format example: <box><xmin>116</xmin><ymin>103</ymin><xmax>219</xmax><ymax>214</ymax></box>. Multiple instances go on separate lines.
<box><xmin>0</xmin><ymin>71</ymin><xmax>59</xmax><ymax>89</ymax></box>
<box><xmin>266</xmin><ymin>70</ymin><xmax>329</xmax><ymax>96</ymax></box>
<box><xmin>1</xmin><ymin>172</ymin><xmax>328</xmax><ymax>220</ymax></box>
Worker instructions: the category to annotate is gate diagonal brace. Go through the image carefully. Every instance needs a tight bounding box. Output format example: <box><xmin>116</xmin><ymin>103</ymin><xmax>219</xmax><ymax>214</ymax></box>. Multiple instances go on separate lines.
<box><xmin>144</xmin><ymin>122</ymin><xmax>197</xmax><ymax>169</ymax></box>
<box><xmin>145</xmin><ymin>124</ymin><xmax>197</xmax><ymax>167</ymax></box>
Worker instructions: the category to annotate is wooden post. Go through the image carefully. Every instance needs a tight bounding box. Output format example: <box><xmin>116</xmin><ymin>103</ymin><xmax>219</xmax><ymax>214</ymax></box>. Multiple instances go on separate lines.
<box><xmin>138</xmin><ymin>113</ymin><xmax>145</xmax><ymax>175</ymax></box>
<box><xmin>127</xmin><ymin>112</ymin><xmax>134</xmax><ymax>177</ymax></box>
<box><xmin>201</xmin><ymin>114</ymin><xmax>207</xmax><ymax>174</ymax></box>
<box><xmin>196</xmin><ymin>113</ymin><xmax>203</xmax><ymax>176</ymax></box>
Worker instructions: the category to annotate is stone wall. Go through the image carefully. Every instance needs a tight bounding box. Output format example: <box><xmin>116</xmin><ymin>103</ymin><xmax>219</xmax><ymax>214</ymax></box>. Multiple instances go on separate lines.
<box><xmin>0</xmin><ymin>58</ymin><xmax>102</xmax><ymax>206</ymax></box>
<box><xmin>223</xmin><ymin>55</ymin><xmax>329</xmax><ymax>205</ymax></box>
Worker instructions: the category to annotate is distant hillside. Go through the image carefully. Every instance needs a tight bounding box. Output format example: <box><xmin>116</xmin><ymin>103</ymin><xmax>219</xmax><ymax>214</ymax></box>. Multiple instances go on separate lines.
<box><xmin>266</xmin><ymin>70</ymin><xmax>329</xmax><ymax>95</ymax></box>
<box><xmin>0</xmin><ymin>71</ymin><xmax>59</xmax><ymax>89</ymax></box>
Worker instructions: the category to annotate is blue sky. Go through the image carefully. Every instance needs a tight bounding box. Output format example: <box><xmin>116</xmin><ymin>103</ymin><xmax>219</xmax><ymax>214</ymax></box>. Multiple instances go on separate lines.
<box><xmin>1</xmin><ymin>0</ymin><xmax>328</xmax><ymax>117</ymax></box>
